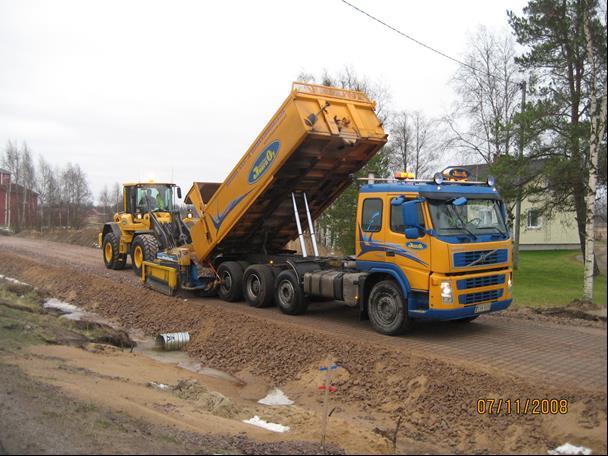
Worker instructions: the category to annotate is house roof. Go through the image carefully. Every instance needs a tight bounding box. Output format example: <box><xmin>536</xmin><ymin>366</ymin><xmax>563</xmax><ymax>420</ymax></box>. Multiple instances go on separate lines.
<box><xmin>0</xmin><ymin>168</ymin><xmax>10</xmax><ymax>174</ymax></box>
<box><xmin>0</xmin><ymin>182</ymin><xmax>39</xmax><ymax>196</ymax></box>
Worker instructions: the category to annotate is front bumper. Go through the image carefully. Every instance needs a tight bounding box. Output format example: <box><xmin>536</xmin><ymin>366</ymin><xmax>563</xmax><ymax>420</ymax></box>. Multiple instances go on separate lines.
<box><xmin>409</xmin><ymin>298</ymin><xmax>512</xmax><ymax>320</ymax></box>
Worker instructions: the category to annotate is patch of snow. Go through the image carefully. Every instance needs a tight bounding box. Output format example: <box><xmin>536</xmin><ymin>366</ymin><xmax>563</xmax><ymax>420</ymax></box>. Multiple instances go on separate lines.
<box><xmin>258</xmin><ymin>388</ymin><xmax>294</xmax><ymax>406</ymax></box>
<box><xmin>43</xmin><ymin>298</ymin><xmax>88</xmax><ymax>320</ymax></box>
<box><xmin>148</xmin><ymin>381</ymin><xmax>170</xmax><ymax>390</ymax></box>
<box><xmin>548</xmin><ymin>443</ymin><xmax>592</xmax><ymax>455</ymax></box>
<box><xmin>0</xmin><ymin>274</ymin><xmax>30</xmax><ymax>286</ymax></box>
<box><xmin>43</xmin><ymin>298</ymin><xmax>80</xmax><ymax>314</ymax></box>
<box><xmin>242</xmin><ymin>416</ymin><xmax>290</xmax><ymax>433</ymax></box>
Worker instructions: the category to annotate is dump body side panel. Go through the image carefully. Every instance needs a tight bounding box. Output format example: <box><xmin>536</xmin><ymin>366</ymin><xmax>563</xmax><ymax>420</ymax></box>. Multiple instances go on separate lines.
<box><xmin>189</xmin><ymin>83</ymin><xmax>387</xmax><ymax>263</ymax></box>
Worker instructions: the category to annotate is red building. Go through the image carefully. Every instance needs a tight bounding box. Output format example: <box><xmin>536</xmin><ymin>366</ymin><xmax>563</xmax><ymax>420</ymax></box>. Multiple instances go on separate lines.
<box><xmin>0</xmin><ymin>168</ymin><xmax>38</xmax><ymax>228</ymax></box>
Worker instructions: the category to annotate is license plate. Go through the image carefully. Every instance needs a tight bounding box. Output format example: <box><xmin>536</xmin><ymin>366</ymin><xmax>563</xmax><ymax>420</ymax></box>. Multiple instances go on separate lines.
<box><xmin>475</xmin><ymin>303</ymin><xmax>492</xmax><ymax>313</ymax></box>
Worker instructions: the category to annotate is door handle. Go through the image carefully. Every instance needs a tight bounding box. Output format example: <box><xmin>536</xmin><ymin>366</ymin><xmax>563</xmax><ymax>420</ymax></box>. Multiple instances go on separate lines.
<box><xmin>386</xmin><ymin>251</ymin><xmax>395</xmax><ymax>257</ymax></box>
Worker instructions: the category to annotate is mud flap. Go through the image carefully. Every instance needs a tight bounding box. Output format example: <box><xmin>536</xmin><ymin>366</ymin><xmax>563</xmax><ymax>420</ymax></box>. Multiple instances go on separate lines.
<box><xmin>142</xmin><ymin>261</ymin><xmax>177</xmax><ymax>296</ymax></box>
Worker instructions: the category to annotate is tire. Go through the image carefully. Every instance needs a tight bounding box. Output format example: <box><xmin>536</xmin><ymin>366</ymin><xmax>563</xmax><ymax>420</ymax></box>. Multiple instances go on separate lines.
<box><xmin>451</xmin><ymin>316</ymin><xmax>479</xmax><ymax>323</ymax></box>
<box><xmin>243</xmin><ymin>265</ymin><xmax>275</xmax><ymax>308</ymax></box>
<box><xmin>367</xmin><ymin>280</ymin><xmax>411</xmax><ymax>336</ymax></box>
<box><xmin>274</xmin><ymin>270</ymin><xmax>308</xmax><ymax>315</ymax></box>
<box><xmin>237</xmin><ymin>261</ymin><xmax>251</xmax><ymax>271</ymax></box>
<box><xmin>217</xmin><ymin>261</ymin><xmax>244</xmax><ymax>302</ymax></box>
<box><xmin>102</xmin><ymin>232</ymin><xmax>127</xmax><ymax>270</ymax></box>
<box><xmin>131</xmin><ymin>234</ymin><xmax>159</xmax><ymax>277</ymax></box>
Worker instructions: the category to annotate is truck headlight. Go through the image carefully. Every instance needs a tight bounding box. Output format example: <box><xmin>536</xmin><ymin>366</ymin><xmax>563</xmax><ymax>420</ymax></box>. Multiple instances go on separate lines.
<box><xmin>440</xmin><ymin>281</ymin><xmax>453</xmax><ymax>304</ymax></box>
<box><xmin>508</xmin><ymin>273</ymin><xmax>513</xmax><ymax>291</ymax></box>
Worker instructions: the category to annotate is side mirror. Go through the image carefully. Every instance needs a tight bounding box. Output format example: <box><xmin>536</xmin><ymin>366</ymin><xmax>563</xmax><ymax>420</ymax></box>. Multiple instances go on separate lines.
<box><xmin>177</xmin><ymin>187</ymin><xmax>182</xmax><ymax>199</ymax></box>
<box><xmin>402</xmin><ymin>199</ymin><xmax>425</xmax><ymax>238</ymax></box>
<box><xmin>405</xmin><ymin>227</ymin><xmax>421</xmax><ymax>239</ymax></box>
<box><xmin>402</xmin><ymin>200</ymin><xmax>421</xmax><ymax>227</ymax></box>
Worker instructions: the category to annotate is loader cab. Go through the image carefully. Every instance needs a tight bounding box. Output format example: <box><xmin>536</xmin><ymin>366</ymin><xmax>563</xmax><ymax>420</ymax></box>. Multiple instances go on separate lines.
<box><xmin>123</xmin><ymin>183</ymin><xmax>180</xmax><ymax>216</ymax></box>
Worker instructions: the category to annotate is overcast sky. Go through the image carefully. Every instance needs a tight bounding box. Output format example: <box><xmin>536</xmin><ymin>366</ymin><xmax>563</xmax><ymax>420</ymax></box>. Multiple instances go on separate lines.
<box><xmin>0</xmin><ymin>0</ymin><xmax>527</xmax><ymax>200</ymax></box>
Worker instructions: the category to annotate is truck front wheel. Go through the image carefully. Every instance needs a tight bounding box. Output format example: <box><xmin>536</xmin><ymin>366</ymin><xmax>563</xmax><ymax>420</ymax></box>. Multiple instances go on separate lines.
<box><xmin>368</xmin><ymin>280</ymin><xmax>412</xmax><ymax>336</ymax></box>
<box><xmin>217</xmin><ymin>261</ymin><xmax>244</xmax><ymax>302</ymax></box>
<box><xmin>243</xmin><ymin>265</ymin><xmax>275</xmax><ymax>308</ymax></box>
<box><xmin>102</xmin><ymin>233</ymin><xmax>126</xmax><ymax>270</ymax></box>
<box><xmin>274</xmin><ymin>270</ymin><xmax>308</xmax><ymax>315</ymax></box>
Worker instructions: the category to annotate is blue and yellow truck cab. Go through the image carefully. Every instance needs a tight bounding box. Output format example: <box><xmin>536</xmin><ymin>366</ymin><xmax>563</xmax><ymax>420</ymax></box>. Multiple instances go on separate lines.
<box><xmin>353</xmin><ymin>167</ymin><xmax>512</xmax><ymax>333</ymax></box>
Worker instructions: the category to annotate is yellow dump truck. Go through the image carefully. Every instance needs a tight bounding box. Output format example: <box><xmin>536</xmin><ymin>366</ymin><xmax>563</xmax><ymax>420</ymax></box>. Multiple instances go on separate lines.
<box><xmin>140</xmin><ymin>82</ymin><xmax>513</xmax><ymax>335</ymax></box>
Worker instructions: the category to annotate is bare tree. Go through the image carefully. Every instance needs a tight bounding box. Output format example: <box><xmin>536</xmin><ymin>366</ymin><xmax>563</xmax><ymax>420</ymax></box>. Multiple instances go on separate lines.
<box><xmin>1</xmin><ymin>141</ymin><xmax>20</xmax><ymax>229</ymax></box>
<box><xmin>60</xmin><ymin>163</ymin><xmax>92</xmax><ymax>228</ymax></box>
<box><xmin>36</xmin><ymin>156</ymin><xmax>60</xmax><ymax>229</ymax></box>
<box><xmin>389</xmin><ymin>110</ymin><xmax>439</xmax><ymax>178</ymax></box>
<box><xmin>297</xmin><ymin>66</ymin><xmax>392</xmax><ymax>123</ymax></box>
<box><xmin>2</xmin><ymin>141</ymin><xmax>37</xmax><ymax>230</ymax></box>
<box><xmin>112</xmin><ymin>182</ymin><xmax>122</xmax><ymax>214</ymax></box>
<box><xmin>445</xmin><ymin>26</ymin><xmax>521</xmax><ymax>163</ymax></box>
<box><xmin>20</xmin><ymin>143</ymin><xmax>36</xmax><ymax>227</ymax></box>
<box><xmin>98</xmin><ymin>184</ymin><xmax>112</xmax><ymax>221</ymax></box>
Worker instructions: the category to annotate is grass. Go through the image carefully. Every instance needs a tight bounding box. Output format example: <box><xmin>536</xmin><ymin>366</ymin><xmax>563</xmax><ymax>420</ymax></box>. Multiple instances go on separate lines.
<box><xmin>0</xmin><ymin>281</ymin><xmax>120</xmax><ymax>351</ymax></box>
<box><xmin>513</xmin><ymin>250</ymin><xmax>607</xmax><ymax>308</ymax></box>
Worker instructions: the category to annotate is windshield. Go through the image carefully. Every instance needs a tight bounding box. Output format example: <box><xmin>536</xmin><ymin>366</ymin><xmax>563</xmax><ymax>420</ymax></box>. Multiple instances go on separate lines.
<box><xmin>428</xmin><ymin>198</ymin><xmax>507</xmax><ymax>238</ymax></box>
<box><xmin>135</xmin><ymin>185</ymin><xmax>174</xmax><ymax>212</ymax></box>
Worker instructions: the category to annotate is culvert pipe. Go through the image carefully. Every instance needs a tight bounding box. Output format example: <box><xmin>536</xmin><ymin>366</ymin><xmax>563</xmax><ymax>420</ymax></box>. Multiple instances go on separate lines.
<box><xmin>155</xmin><ymin>332</ymin><xmax>190</xmax><ymax>351</ymax></box>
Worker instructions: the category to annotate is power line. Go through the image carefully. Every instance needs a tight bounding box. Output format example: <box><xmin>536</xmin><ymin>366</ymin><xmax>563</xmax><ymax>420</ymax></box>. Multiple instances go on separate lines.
<box><xmin>340</xmin><ymin>0</ymin><xmax>520</xmax><ymax>86</ymax></box>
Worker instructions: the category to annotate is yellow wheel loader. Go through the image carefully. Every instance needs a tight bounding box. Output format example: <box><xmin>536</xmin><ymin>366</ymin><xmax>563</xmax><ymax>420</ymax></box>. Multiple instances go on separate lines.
<box><xmin>99</xmin><ymin>182</ymin><xmax>191</xmax><ymax>276</ymax></box>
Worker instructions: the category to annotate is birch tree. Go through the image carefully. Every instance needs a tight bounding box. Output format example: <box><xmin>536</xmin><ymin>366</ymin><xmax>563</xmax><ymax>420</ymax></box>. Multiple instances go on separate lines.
<box><xmin>583</xmin><ymin>6</ymin><xmax>607</xmax><ymax>301</ymax></box>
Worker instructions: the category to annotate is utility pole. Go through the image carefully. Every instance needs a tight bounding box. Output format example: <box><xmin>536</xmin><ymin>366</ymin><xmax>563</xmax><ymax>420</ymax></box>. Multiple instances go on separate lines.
<box><xmin>512</xmin><ymin>80</ymin><xmax>526</xmax><ymax>270</ymax></box>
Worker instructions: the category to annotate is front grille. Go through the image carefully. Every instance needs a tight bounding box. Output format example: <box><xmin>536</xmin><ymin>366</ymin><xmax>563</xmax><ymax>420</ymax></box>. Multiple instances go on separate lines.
<box><xmin>457</xmin><ymin>274</ymin><xmax>505</xmax><ymax>290</ymax></box>
<box><xmin>459</xmin><ymin>289</ymin><xmax>503</xmax><ymax>305</ymax></box>
<box><xmin>453</xmin><ymin>249</ymin><xmax>508</xmax><ymax>268</ymax></box>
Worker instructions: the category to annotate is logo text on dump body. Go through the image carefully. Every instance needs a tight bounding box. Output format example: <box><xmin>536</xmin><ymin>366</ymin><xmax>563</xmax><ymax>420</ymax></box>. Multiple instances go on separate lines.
<box><xmin>248</xmin><ymin>140</ymin><xmax>280</xmax><ymax>184</ymax></box>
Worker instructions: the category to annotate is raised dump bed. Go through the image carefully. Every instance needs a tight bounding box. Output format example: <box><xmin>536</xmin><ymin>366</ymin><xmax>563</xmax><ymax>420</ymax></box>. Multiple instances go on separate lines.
<box><xmin>186</xmin><ymin>82</ymin><xmax>387</xmax><ymax>263</ymax></box>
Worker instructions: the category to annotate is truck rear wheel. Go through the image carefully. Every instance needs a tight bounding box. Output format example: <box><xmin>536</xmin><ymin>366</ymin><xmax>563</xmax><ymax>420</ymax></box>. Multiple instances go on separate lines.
<box><xmin>368</xmin><ymin>280</ymin><xmax>411</xmax><ymax>336</ymax></box>
<box><xmin>275</xmin><ymin>270</ymin><xmax>308</xmax><ymax>315</ymax></box>
<box><xmin>131</xmin><ymin>234</ymin><xmax>159</xmax><ymax>277</ymax></box>
<box><xmin>102</xmin><ymin>233</ymin><xmax>126</xmax><ymax>270</ymax></box>
<box><xmin>243</xmin><ymin>265</ymin><xmax>275</xmax><ymax>308</ymax></box>
<box><xmin>217</xmin><ymin>261</ymin><xmax>244</xmax><ymax>302</ymax></box>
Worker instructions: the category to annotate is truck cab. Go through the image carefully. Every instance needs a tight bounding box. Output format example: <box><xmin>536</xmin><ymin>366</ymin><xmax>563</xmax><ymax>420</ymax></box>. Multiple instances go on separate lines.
<box><xmin>355</xmin><ymin>168</ymin><xmax>512</xmax><ymax>331</ymax></box>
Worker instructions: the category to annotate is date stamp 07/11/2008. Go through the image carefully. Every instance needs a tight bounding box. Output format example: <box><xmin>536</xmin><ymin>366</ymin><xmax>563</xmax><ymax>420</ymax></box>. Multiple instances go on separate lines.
<box><xmin>476</xmin><ymin>399</ymin><xmax>569</xmax><ymax>416</ymax></box>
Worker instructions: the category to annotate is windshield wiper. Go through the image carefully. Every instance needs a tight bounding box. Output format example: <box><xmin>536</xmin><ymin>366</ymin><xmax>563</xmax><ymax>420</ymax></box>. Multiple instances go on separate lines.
<box><xmin>446</xmin><ymin>205</ymin><xmax>478</xmax><ymax>241</ymax></box>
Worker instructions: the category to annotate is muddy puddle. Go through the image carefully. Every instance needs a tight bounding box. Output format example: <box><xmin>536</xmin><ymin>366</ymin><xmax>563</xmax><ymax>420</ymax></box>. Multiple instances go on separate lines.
<box><xmin>38</xmin><ymin>292</ymin><xmax>272</xmax><ymax>398</ymax></box>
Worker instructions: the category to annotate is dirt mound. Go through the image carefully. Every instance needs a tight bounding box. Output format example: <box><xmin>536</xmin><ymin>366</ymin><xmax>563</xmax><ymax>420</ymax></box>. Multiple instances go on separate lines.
<box><xmin>0</xmin><ymin>250</ymin><xmax>606</xmax><ymax>454</ymax></box>
<box><xmin>172</xmin><ymin>379</ymin><xmax>241</xmax><ymax>419</ymax></box>
<box><xmin>16</xmin><ymin>228</ymin><xmax>100</xmax><ymax>248</ymax></box>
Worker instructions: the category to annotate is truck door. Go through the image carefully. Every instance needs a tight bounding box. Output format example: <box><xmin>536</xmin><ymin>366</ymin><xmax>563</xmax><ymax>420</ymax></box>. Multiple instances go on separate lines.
<box><xmin>356</xmin><ymin>196</ymin><xmax>386</xmax><ymax>261</ymax></box>
<box><xmin>384</xmin><ymin>195</ymin><xmax>431</xmax><ymax>293</ymax></box>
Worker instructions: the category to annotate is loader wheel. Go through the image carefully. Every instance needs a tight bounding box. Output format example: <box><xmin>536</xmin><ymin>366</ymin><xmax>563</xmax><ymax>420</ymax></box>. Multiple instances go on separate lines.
<box><xmin>102</xmin><ymin>233</ymin><xmax>126</xmax><ymax>270</ymax></box>
<box><xmin>131</xmin><ymin>234</ymin><xmax>159</xmax><ymax>278</ymax></box>
<box><xmin>243</xmin><ymin>265</ymin><xmax>275</xmax><ymax>308</ymax></box>
<box><xmin>217</xmin><ymin>261</ymin><xmax>244</xmax><ymax>302</ymax></box>
<box><xmin>368</xmin><ymin>280</ymin><xmax>412</xmax><ymax>336</ymax></box>
<box><xmin>275</xmin><ymin>270</ymin><xmax>308</xmax><ymax>315</ymax></box>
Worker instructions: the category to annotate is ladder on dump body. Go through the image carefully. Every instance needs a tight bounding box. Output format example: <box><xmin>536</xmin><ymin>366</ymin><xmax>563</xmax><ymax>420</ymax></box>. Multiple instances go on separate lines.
<box><xmin>291</xmin><ymin>192</ymin><xmax>319</xmax><ymax>258</ymax></box>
